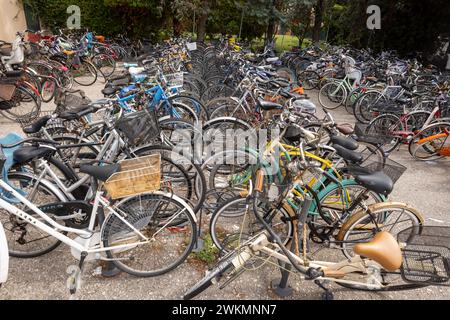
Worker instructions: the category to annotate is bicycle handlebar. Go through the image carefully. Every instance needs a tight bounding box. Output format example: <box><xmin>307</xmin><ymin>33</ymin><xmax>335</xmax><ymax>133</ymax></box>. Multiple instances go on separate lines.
<box><xmin>0</xmin><ymin>138</ymin><xmax>59</xmax><ymax>149</ymax></box>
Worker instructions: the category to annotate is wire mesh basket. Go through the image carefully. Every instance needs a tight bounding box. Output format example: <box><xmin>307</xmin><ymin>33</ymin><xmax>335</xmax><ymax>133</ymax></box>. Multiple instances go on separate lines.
<box><xmin>103</xmin><ymin>154</ymin><xmax>161</xmax><ymax>199</ymax></box>
<box><xmin>164</xmin><ymin>72</ymin><xmax>184</xmax><ymax>89</ymax></box>
<box><xmin>354</xmin><ymin>122</ymin><xmax>396</xmax><ymax>145</ymax></box>
<box><xmin>397</xmin><ymin>226</ymin><xmax>450</xmax><ymax>286</ymax></box>
<box><xmin>347</xmin><ymin>156</ymin><xmax>407</xmax><ymax>184</ymax></box>
<box><xmin>115</xmin><ymin>108</ymin><xmax>160</xmax><ymax>146</ymax></box>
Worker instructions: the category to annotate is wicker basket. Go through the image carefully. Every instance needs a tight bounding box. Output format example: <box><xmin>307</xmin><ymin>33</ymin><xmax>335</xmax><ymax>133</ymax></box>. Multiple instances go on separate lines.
<box><xmin>103</xmin><ymin>154</ymin><xmax>161</xmax><ymax>199</ymax></box>
<box><xmin>0</xmin><ymin>84</ymin><xmax>16</xmax><ymax>101</ymax></box>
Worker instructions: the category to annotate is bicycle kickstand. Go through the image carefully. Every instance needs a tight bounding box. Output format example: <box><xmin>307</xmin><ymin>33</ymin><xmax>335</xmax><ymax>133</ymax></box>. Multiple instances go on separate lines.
<box><xmin>67</xmin><ymin>252</ymin><xmax>87</xmax><ymax>295</ymax></box>
<box><xmin>314</xmin><ymin>279</ymin><xmax>334</xmax><ymax>300</ymax></box>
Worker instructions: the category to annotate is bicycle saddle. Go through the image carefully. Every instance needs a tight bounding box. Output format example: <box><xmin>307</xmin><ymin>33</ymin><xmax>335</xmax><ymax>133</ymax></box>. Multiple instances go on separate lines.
<box><xmin>354</xmin><ymin>170</ymin><xmax>393</xmax><ymax>196</ymax></box>
<box><xmin>13</xmin><ymin>145</ymin><xmax>55</xmax><ymax>164</ymax></box>
<box><xmin>353</xmin><ymin>231</ymin><xmax>402</xmax><ymax>272</ymax></box>
<box><xmin>4</xmin><ymin>70</ymin><xmax>22</xmax><ymax>78</ymax></box>
<box><xmin>59</xmin><ymin>106</ymin><xmax>95</xmax><ymax>120</ymax></box>
<box><xmin>333</xmin><ymin>144</ymin><xmax>363</xmax><ymax>163</ymax></box>
<box><xmin>22</xmin><ymin>115</ymin><xmax>52</xmax><ymax>134</ymax></box>
<box><xmin>336</xmin><ymin>123</ymin><xmax>354</xmax><ymax>135</ymax></box>
<box><xmin>80</xmin><ymin>163</ymin><xmax>121</xmax><ymax>182</ymax></box>
<box><xmin>101</xmin><ymin>86</ymin><xmax>121</xmax><ymax>96</ymax></box>
<box><xmin>258</xmin><ymin>100</ymin><xmax>283</xmax><ymax>111</ymax></box>
<box><xmin>330</xmin><ymin>135</ymin><xmax>358</xmax><ymax>150</ymax></box>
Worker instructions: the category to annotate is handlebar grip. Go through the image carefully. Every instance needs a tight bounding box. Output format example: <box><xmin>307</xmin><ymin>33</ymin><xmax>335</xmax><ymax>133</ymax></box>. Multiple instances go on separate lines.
<box><xmin>254</xmin><ymin>169</ymin><xmax>265</xmax><ymax>193</ymax></box>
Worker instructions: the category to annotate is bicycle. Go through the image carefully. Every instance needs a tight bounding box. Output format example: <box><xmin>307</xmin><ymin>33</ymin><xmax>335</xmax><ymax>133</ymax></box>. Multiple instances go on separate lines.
<box><xmin>183</xmin><ymin>169</ymin><xmax>446</xmax><ymax>300</ymax></box>
<box><xmin>0</xmin><ymin>144</ymin><xmax>197</xmax><ymax>293</ymax></box>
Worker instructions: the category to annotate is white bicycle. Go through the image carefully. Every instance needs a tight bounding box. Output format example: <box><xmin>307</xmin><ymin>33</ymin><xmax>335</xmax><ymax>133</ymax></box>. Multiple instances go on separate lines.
<box><xmin>0</xmin><ymin>147</ymin><xmax>197</xmax><ymax>293</ymax></box>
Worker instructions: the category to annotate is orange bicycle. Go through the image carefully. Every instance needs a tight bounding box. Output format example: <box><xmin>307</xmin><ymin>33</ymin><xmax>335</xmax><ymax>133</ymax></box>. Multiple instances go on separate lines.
<box><xmin>408</xmin><ymin>121</ymin><xmax>450</xmax><ymax>160</ymax></box>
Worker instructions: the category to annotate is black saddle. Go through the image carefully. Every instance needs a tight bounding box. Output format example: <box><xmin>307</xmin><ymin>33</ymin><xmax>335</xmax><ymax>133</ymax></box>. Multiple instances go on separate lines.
<box><xmin>270</xmin><ymin>79</ymin><xmax>290</xmax><ymax>88</ymax></box>
<box><xmin>333</xmin><ymin>144</ymin><xmax>363</xmax><ymax>163</ymax></box>
<box><xmin>59</xmin><ymin>105</ymin><xmax>95</xmax><ymax>120</ymax></box>
<box><xmin>355</xmin><ymin>170</ymin><xmax>393</xmax><ymax>195</ymax></box>
<box><xmin>284</xmin><ymin>125</ymin><xmax>302</xmax><ymax>141</ymax></box>
<box><xmin>22</xmin><ymin>115</ymin><xmax>52</xmax><ymax>134</ymax></box>
<box><xmin>109</xmin><ymin>78</ymin><xmax>130</xmax><ymax>87</ymax></box>
<box><xmin>258</xmin><ymin>100</ymin><xmax>283</xmax><ymax>111</ymax></box>
<box><xmin>13</xmin><ymin>146</ymin><xmax>55</xmax><ymax>164</ymax></box>
<box><xmin>102</xmin><ymin>86</ymin><xmax>121</xmax><ymax>96</ymax></box>
<box><xmin>330</xmin><ymin>135</ymin><xmax>358</xmax><ymax>151</ymax></box>
<box><xmin>4</xmin><ymin>71</ymin><xmax>22</xmax><ymax>78</ymax></box>
<box><xmin>79</xmin><ymin>163</ymin><xmax>121</xmax><ymax>182</ymax></box>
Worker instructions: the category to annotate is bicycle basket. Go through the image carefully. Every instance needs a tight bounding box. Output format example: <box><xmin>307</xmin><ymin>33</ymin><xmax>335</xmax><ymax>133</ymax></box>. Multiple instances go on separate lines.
<box><xmin>164</xmin><ymin>72</ymin><xmax>184</xmax><ymax>89</ymax></box>
<box><xmin>348</xmin><ymin>157</ymin><xmax>406</xmax><ymax>184</ymax></box>
<box><xmin>0</xmin><ymin>84</ymin><xmax>16</xmax><ymax>101</ymax></box>
<box><xmin>397</xmin><ymin>226</ymin><xmax>450</xmax><ymax>286</ymax></box>
<box><xmin>54</xmin><ymin>88</ymin><xmax>91</xmax><ymax>114</ymax></box>
<box><xmin>354</xmin><ymin>122</ymin><xmax>397</xmax><ymax>145</ymax></box>
<box><xmin>103</xmin><ymin>154</ymin><xmax>161</xmax><ymax>199</ymax></box>
<box><xmin>115</xmin><ymin>108</ymin><xmax>160</xmax><ymax>146</ymax></box>
<box><xmin>16</xmin><ymin>110</ymin><xmax>65</xmax><ymax>137</ymax></box>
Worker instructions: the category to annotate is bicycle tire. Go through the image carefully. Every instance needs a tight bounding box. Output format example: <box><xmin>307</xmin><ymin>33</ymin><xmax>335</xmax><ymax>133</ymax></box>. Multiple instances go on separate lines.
<box><xmin>183</xmin><ymin>250</ymin><xmax>239</xmax><ymax>300</ymax></box>
<box><xmin>103</xmin><ymin>192</ymin><xmax>197</xmax><ymax>277</ymax></box>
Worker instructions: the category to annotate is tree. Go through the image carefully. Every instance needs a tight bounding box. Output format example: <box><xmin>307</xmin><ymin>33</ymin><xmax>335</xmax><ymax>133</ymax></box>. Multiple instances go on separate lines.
<box><xmin>285</xmin><ymin>0</ymin><xmax>315</xmax><ymax>46</ymax></box>
<box><xmin>312</xmin><ymin>0</ymin><xmax>325</xmax><ymax>43</ymax></box>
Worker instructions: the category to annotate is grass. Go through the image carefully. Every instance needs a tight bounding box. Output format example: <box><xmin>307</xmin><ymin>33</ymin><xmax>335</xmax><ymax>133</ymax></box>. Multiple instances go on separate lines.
<box><xmin>190</xmin><ymin>234</ymin><xmax>219</xmax><ymax>265</ymax></box>
<box><xmin>251</xmin><ymin>35</ymin><xmax>312</xmax><ymax>53</ymax></box>
<box><xmin>184</xmin><ymin>32</ymin><xmax>312</xmax><ymax>53</ymax></box>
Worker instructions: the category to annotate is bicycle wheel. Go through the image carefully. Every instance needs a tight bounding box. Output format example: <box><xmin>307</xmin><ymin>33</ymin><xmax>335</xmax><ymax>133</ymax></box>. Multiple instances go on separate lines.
<box><xmin>71</xmin><ymin>60</ymin><xmax>97</xmax><ymax>86</ymax></box>
<box><xmin>102</xmin><ymin>192</ymin><xmax>197</xmax><ymax>277</ymax></box>
<box><xmin>345</xmin><ymin>87</ymin><xmax>362</xmax><ymax>114</ymax></box>
<box><xmin>92</xmin><ymin>53</ymin><xmax>116</xmax><ymax>78</ymax></box>
<box><xmin>335</xmin><ymin>202</ymin><xmax>425</xmax><ymax>291</ymax></box>
<box><xmin>201</xmin><ymin>84</ymin><xmax>234</xmax><ymax>103</ymax></box>
<box><xmin>353</xmin><ymin>91</ymin><xmax>386</xmax><ymax>123</ymax></box>
<box><xmin>355</xmin><ymin>140</ymin><xmax>386</xmax><ymax>165</ymax></box>
<box><xmin>0</xmin><ymin>86</ymin><xmax>41</xmax><ymax>122</ymax></box>
<box><xmin>337</xmin><ymin>202</ymin><xmax>424</xmax><ymax>259</ymax></box>
<box><xmin>318</xmin><ymin>81</ymin><xmax>346</xmax><ymax>110</ymax></box>
<box><xmin>366</xmin><ymin>114</ymin><xmax>403</xmax><ymax>153</ymax></box>
<box><xmin>183</xmin><ymin>249</ymin><xmax>240</xmax><ymax>300</ymax></box>
<box><xmin>40</xmin><ymin>79</ymin><xmax>57</xmax><ymax>103</ymax></box>
<box><xmin>309</xmin><ymin>183</ymin><xmax>384</xmax><ymax>241</ymax></box>
<box><xmin>210</xmin><ymin>196</ymin><xmax>294</xmax><ymax>252</ymax></box>
<box><xmin>408</xmin><ymin>122</ymin><xmax>450</xmax><ymax>161</ymax></box>
<box><xmin>298</xmin><ymin>70</ymin><xmax>319</xmax><ymax>90</ymax></box>
<box><xmin>0</xmin><ymin>172</ymin><xmax>67</xmax><ymax>258</ymax></box>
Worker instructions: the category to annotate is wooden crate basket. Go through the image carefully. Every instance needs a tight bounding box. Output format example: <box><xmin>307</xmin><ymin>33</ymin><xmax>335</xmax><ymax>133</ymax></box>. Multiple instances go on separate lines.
<box><xmin>103</xmin><ymin>154</ymin><xmax>161</xmax><ymax>199</ymax></box>
<box><xmin>0</xmin><ymin>84</ymin><xmax>15</xmax><ymax>101</ymax></box>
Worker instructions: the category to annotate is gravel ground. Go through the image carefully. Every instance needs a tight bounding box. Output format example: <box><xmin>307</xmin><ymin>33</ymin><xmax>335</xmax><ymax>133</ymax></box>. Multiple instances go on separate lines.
<box><xmin>0</xmin><ymin>73</ymin><xmax>449</xmax><ymax>300</ymax></box>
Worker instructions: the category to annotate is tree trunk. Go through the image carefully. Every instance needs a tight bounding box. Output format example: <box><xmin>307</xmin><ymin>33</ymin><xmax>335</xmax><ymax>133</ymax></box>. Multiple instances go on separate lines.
<box><xmin>312</xmin><ymin>0</ymin><xmax>325</xmax><ymax>43</ymax></box>
<box><xmin>266</xmin><ymin>20</ymin><xmax>276</xmax><ymax>46</ymax></box>
<box><xmin>197</xmin><ymin>13</ymin><xmax>207</xmax><ymax>42</ymax></box>
<box><xmin>299</xmin><ymin>14</ymin><xmax>311</xmax><ymax>47</ymax></box>
<box><xmin>173</xmin><ymin>15</ymin><xmax>183</xmax><ymax>37</ymax></box>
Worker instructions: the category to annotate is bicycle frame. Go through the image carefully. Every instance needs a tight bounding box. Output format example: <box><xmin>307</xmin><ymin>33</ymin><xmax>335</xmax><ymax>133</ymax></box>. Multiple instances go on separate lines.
<box><xmin>0</xmin><ymin>178</ymin><xmax>196</xmax><ymax>255</ymax></box>
<box><xmin>231</xmin><ymin>231</ymin><xmax>387</xmax><ymax>290</ymax></box>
